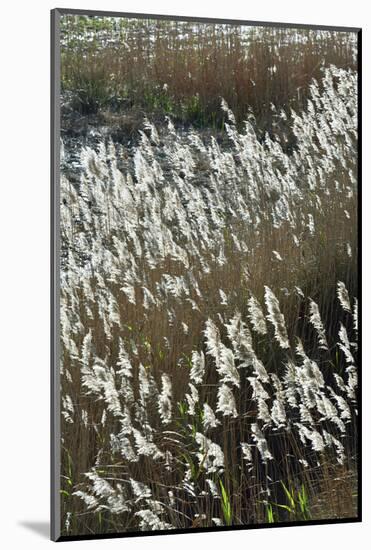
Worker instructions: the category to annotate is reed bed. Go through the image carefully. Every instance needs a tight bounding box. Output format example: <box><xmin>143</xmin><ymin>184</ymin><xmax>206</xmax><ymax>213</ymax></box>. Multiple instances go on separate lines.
<box><xmin>59</xmin><ymin>63</ymin><xmax>358</xmax><ymax>536</ymax></box>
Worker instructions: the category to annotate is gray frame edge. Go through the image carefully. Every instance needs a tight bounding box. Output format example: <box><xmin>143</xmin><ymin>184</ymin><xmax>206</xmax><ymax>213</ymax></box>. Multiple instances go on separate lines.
<box><xmin>51</xmin><ymin>7</ymin><xmax>61</xmax><ymax>543</ymax></box>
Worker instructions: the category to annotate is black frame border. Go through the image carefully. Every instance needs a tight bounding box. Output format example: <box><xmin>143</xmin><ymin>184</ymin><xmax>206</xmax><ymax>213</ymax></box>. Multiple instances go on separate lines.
<box><xmin>51</xmin><ymin>7</ymin><xmax>362</xmax><ymax>542</ymax></box>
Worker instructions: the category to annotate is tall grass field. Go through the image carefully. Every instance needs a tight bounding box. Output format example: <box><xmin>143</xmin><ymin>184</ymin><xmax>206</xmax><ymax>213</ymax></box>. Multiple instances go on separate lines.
<box><xmin>56</xmin><ymin>13</ymin><xmax>359</xmax><ymax>538</ymax></box>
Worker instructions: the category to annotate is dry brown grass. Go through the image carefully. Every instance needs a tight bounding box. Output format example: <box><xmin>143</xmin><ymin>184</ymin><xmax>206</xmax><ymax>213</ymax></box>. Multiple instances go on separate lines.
<box><xmin>60</xmin><ymin>15</ymin><xmax>356</xmax><ymax>134</ymax></box>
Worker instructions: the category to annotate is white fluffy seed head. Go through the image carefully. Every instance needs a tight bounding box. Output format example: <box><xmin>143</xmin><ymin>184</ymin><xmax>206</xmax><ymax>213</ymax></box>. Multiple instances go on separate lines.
<box><xmin>337</xmin><ymin>281</ymin><xmax>351</xmax><ymax>312</ymax></box>
<box><xmin>264</xmin><ymin>286</ymin><xmax>290</xmax><ymax>349</ymax></box>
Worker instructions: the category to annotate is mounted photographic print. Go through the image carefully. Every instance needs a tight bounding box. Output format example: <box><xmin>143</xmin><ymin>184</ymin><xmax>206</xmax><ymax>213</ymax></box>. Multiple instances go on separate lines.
<box><xmin>51</xmin><ymin>8</ymin><xmax>361</xmax><ymax>541</ymax></box>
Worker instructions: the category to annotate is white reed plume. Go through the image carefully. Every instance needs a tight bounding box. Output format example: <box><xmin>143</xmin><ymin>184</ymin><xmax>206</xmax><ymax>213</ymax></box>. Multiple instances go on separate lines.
<box><xmin>248</xmin><ymin>377</ymin><xmax>270</xmax><ymax>400</ymax></box>
<box><xmin>247</xmin><ymin>296</ymin><xmax>267</xmax><ymax>335</ymax></box>
<box><xmin>130</xmin><ymin>479</ymin><xmax>152</xmax><ymax>501</ymax></box>
<box><xmin>186</xmin><ymin>383</ymin><xmax>199</xmax><ymax>415</ymax></box>
<box><xmin>257</xmin><ymin>398</ymin><xmax>272</xmax><ymax>426</ymax></box>
<box><xmin>195</xmin><ymin>433</ymin><xmax>225</xmax><ymax>473</ymax></box>
<box><xmin>116</xmin><ymin>338</ymin><xmax>132</xmax><ymax>378</ymax></box>
<box><xmin>299</xmin><ymin>404</ymin><xmax>314</xmax><ymax>425</ymax></box>
<box><xmin>120</xmin><ymin>282</ymin><xmax>136</xmax><ymax>305</ymax></box>
<box><xmin>158</xmin><ymin>374</ymin><xmax>172</xmax><ymax>425</ymax></box>
<box><xmin>132</xmin><ymin>428</ymin><xmax>164</xmax><ymax>460</ymax></box>
<box><xmin>135</xmin><ymin>509</ymin><xmax>173</xmax><ymax>531</ymax></box>
<box><xmin>271</xmin><ymin>398</ymin><xmax>287</xmax><ymax>428</ymax></box>
<box><xmin>284</xmin><ymin>360</ymin><xmax>299</xmax><ymax>408</ymax></box>
<box><xmin>296</xmin><ymin>424</ymin><xmax>325</xmax><ymax>452</ymax></box>
<box><xmin>206</xmin><ymin>479</ymin><xmax>219</xmax><ymax>497</ymax></box>
<box><xmin>218</xmin><ymin>343</ymin><xmax>240</xmax><ymax>387</ymax></box>
<box><xmin>248</xmin><ymin>377</ymin><xmax>271</xmax><ymax>425</ymax></box>
<box><xmin>111</xmin><ymin>433</ymin><xmax>138</xmax><ymax>462</ymax></box>
<box><xmin>241</xmin><ymin>442</ymin><xmax>253</xmax><ymax>463</ymax></box>
<box><xmin>62</xmin><ymin>395</ymin><xmax>74</xmax><ymax>424</ymax></box>
<box><xmin>272</xmin><ymin>250</ymin><xmax>283</xmax><ymax>261</ymax></box>
<box><xmin>73</xmin><ymin>491</ymin><xmax>99</xmax><ymax>511</ymax></box>
<box><xmin>225</xmin><ymin>311</ymin><xmax>253</xmax><ymax>352</ymax></box>
<box><xmin>322</xmin><ymin>430</ymin><xmax>346</xmax><ymax>464</ymax></box>
<box><xmin>80</xmin><ymin>330</ymin><xmax>92</xmax><ymax>370</ymax></box>
<box><xmin>190</xmin><ymin>350</ymin><xmax>205</xmax><ymax>384</ymax></box>
<box><xmin>307</xmin><ymin>213</ymin><xmax>315</xmax><ymax>235</ymax></box>
<box><xmin>251</xmin><ymin>423</ymin><xmax>273</xmax><ymax>463</ymax></box>
<box><xmin>138</xmin><ymin>364</ymin><xmax>150</xmax><ymax>404</ymax></box>
<box><xmin>216</xmin><ymin>384</ymin><xmax>238</xmax><ymax>417</ymax></box>
<box><xmin>220</xmin><ymin>98</ymin><xmax>236</xmax><ymax>125</ymax></box>
<box><xmin>264</xmin><ymin>286</ymin><xmax>290</xmax><ymax>348</ymax></box>
<box><xmin>337</xmin><ymin>281</ymin><xmax>351</xmax><ymax>312</ymax></box>
<box><xmin>308</xmin><ymin>299</ymin><xmax>328</xmax><ymax>350</ymax></box>
<box><xmin>203</xmin><ymin>403</ymin><xmax>220</xmax><ymax>430</ymax></box>
<box><xmin>204</xmin><ymin>318</ymin><xmax>220</xmax><ymax>360</ymax></box>
<box><xmin>345</xmin><ymin>366</ymin><xmax>358</xmax><ymax>402</ymax></box>
<box><xmin>81</xmin><ymin>360</ymin><xmax>122</xmax><ymax>417</ymax></box>
<box><xmin>333</xmin><ymin>373</ymin><xmax>347</xmax><ymax>394</ymax></box>
<box><xmin>219</xmin><ymin>289</ymin><xmax>228</xmax><ymax>306</ymax></box>
<box><xmin>338</xmin><ymin>323</ymin><xmax>355</xmax><ymax>365</ymax></box>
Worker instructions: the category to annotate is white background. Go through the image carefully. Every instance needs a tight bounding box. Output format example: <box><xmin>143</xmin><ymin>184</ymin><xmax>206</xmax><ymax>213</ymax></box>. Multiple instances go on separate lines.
<box><xmin>0</xmin><ymin>0</ymin><xmax>368</xmax><ymax>547</ymax></box>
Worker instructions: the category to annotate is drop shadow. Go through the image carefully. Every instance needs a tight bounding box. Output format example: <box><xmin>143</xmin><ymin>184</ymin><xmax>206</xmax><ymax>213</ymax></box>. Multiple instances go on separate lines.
<box><xmin>18</xmin><ymin>521</ymin><xmax>50</xmax><ymax>539</ymax></box>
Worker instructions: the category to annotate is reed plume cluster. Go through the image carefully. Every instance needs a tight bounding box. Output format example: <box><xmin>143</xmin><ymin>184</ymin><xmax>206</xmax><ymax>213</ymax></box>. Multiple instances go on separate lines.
<box><xmin>59</xmin><ymin>65</ymin><xmax>358</xmax><ymax>536</ymax></box>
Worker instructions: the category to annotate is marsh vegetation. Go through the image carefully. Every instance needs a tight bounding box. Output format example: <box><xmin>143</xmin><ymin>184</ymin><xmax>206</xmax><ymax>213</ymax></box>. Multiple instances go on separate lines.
<box><xmin>59</xmin><ymin>15</ymin><xmax>358</xmax><ymax>537</ymax></box>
